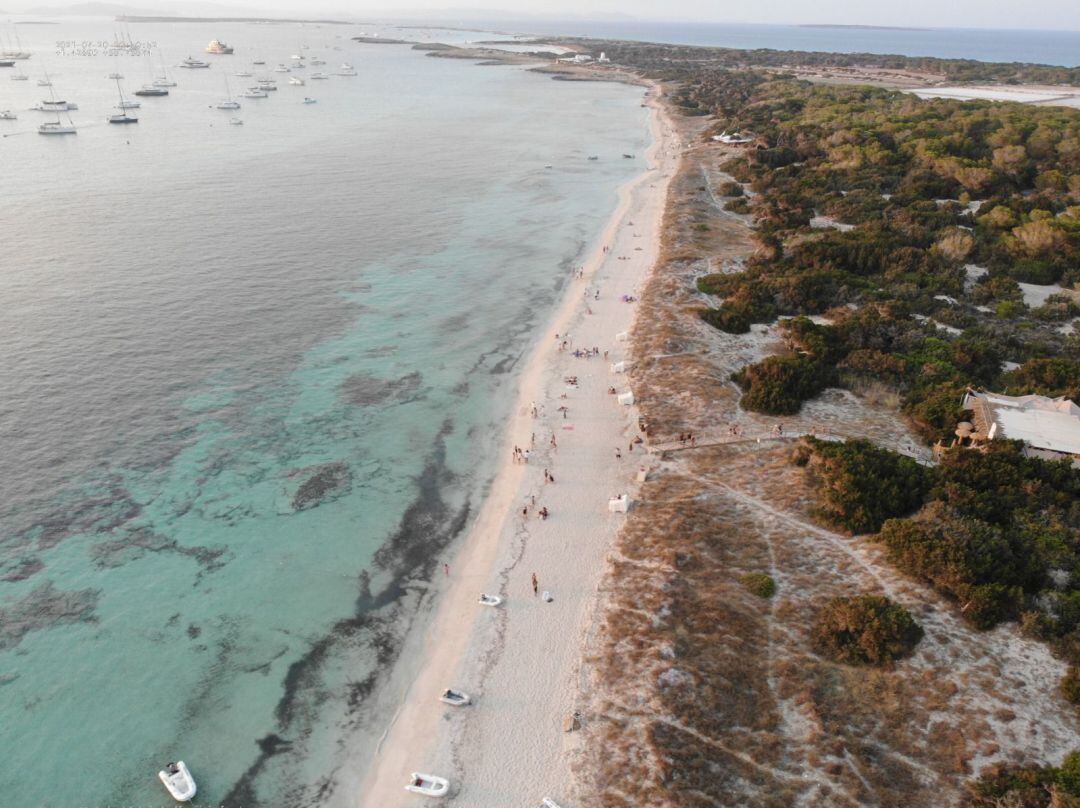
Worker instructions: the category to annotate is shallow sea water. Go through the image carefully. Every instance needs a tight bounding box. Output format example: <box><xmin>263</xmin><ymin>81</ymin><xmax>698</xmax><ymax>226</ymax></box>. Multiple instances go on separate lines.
<box><xmin>0</xmin><ymin>20</ymin><xmax>648</xmax><ymax>806</ymax></box>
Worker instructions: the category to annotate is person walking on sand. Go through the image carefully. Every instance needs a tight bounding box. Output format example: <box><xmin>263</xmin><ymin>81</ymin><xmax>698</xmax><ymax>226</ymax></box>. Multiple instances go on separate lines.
<box><xmin>444</xmin><ymin>563</ymin><xmax>450</xmax><ymax>577</ymax></box>
<box><xmin>532</xmin><ymin>572</ymin><xmax>538</xmax><ymax>596</ymax></box>
<box><xmin>615</xmin><ymin>447</ymin><xmax>622</xmax><ymax>460</ymax></box>
<box><xmin>550</xmin><ymin>434</ymin><xmax>557</xmax><ymax>449</ymax></box>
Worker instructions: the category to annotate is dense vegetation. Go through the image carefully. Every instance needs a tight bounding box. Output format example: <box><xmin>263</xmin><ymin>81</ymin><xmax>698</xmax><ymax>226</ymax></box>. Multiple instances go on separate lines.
<box><xmin>566</xmin><ymin>38</ymin><xmax>1080</xmax><ymax>86</ymax></box>
<box><xmin>740</xmin><ymin>571</ymin><xmax>776</xmax><ymax>598</ymax></box>
<box><xmin>812</xmin><ymin>594</ymin><xmax>923</xmax><ymax>666</ymax></box>
<box><xmin>690</xmin><ymin>79</ymin><xmax>1079</xmax><ymax>435</ymax></box>
<box><xmin>969</xmin><ymin>751</ymin><xmax>1080</xmax><ymax>807</ymax></box>
<box><xmin>796</xmin><ymin>438</ymin><xmax>1080</xmax><ymax>700</ymax></box>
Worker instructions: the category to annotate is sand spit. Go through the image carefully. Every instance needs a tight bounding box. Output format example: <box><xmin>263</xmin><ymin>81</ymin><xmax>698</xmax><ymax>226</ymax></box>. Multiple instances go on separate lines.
<box><xmin>573</xmin><ymin>117</ymin><xmax>1079</xmax><ymax>806</ymax></box>
<box><xmin>354</xmin><ymin>82</ymin><xmax>682</xmax><ymax>806</ymax></box>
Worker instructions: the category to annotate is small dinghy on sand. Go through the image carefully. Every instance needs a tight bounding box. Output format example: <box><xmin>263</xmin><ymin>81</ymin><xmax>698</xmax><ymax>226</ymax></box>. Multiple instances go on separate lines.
<box><xmin>405</xmin><ymin>772</ymin><xmax>449</xmax><ymax>797</ymax></box>
<box><xmin>439</xmin><ymin>688</ymin><xmax>470</xmax><ymax>706</ymax></box>
<box><xmin>158</xmin><ymin>761</ymin><xmax>196</xmax><ymax>802</ymax></box>
<box><xmin>478</xmin><ymin>593</ymin><xmax>502</xmax><ymax>607</ymax></box>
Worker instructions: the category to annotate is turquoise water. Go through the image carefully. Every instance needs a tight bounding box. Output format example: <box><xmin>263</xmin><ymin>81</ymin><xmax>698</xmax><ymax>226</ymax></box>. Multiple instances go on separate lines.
<box><xmin>0</xmin><ymin>21</ymin><xmax>648</xmax><ymax>806</ymax></box>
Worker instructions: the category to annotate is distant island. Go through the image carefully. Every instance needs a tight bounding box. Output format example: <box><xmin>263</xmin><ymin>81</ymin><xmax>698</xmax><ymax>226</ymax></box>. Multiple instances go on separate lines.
<box><xmin>800</xmin><ymin>23</ymin><xmax>932</xmax><ymax>31</ymax></box>
<box><xmin>116</xmin><ymin>14</ymin><xmax>355</xmax><ymax>24</ymax></box>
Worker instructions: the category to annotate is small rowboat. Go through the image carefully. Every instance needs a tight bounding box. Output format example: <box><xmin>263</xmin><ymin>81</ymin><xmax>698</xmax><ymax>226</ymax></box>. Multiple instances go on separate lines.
<box><xmin>478</xmin><ymin>594</ymin><xmax>502</xmax><ymax>607</ymax></box>
<box><xmin>158</xmin><ymin>760</ymin><xmax>196</xmax><ymax>802</ymax></box>
<box><xmin>405</xmin><ymin>772</ymin><xmax>449</xmax><ymax>797</ymax></box>
<box><xmin>439</xmin><ymin>688</ymin><xmax>470</xmax><ymax>706</ymax></box>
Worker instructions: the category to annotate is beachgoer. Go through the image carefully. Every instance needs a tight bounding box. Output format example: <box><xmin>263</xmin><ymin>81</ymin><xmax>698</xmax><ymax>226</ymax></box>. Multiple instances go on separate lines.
<box><xmin>539</xmin><ymin>507</ymin><xmax>549</xmax><ymax>520</ymax></box>
<box><xmin>615</xmin><ymin>448</ymin><xmax>622</xmax><ymax>459</ymax></box>
<box><xmin>522</xmin><ymin>505</ymin><xmax>528</xmax><ymax>518</ymax></box>
<box><xmin>444</xmin><ymin>563</ymin><xmax>450</xmax><ymax>577</ymax></box>
<box><xmin>532</xmin><ymin>572</ymin><xmax>538</xmax><ymax>595</ymax></box>
<box><xmin>550</xmin><ymin>434</ymin><xmax>557</xmax><ymax>448</ymax></box>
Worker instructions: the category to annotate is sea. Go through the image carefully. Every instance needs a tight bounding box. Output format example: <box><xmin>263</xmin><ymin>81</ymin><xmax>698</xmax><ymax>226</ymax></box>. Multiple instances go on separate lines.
<box><xmin>0</xmin><ymin>19</ymin><xmax>649</xmax><ymax>806</ymax></box>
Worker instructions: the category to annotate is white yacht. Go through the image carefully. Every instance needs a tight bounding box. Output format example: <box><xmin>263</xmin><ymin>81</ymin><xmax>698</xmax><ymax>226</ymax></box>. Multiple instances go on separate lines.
<box><xmin>302</xmin><ymin>96</ymin><xmax>316</xmax><ymax>104</ymax></box>
<box><xmin>240</xmin><ymin>88</ymin><xmax>267</xmax><ymax>98</ymax></box>
<box><xmin>38</xmin><ymin>120</ymin><xmax>76</xmax><ymax>134</ymax></box>
<box><xmin>218</xmin><ymin>74</ymin><xmax>240</xmax><ymax>109</ymax></box>
<box><xmin>0</xmin><ymin>110</ymin><xmax>17</xmax><ymax>119</ymax></box>
<box><xmin>32</xmin><ymin>99</ymin><xmax>78</xmax><ymax>111</ymax></box>
<box><xmin>229</xmin><ymin>117</ymin><xmax>243</xmax><ymax>125</ymax></box>
<box><xmin>309</xmin><ymin>72</ymin><xmax>329</xmax><ymax>80</ymax></box>
<box><xmin>158</xmin><ymin>761</ymin><xmax>196</xmax><ymax>802</ymax></box>
<box><xmin>288</xmin><ymin>76</ymin><xmax>304</xmax><ymax>85</ymax></box>
<box><xmin>37</xmin><ymin>77</ymin><xmax>51</xmax><ymax>86</ymax></box>
<box><xmin>134</xmin><ymin>85</ymin><xmax>168</xmax><ymax>96</ymax></box>
<box><xmin>310</xmin><ymin>58</ymin><xmax>326</xmax><ymax>65</ymax></box>
<box><xmin>234</xmin><ymin>71</ymin><xmax>253</xmax><ymax>78</ymax></box>
<box><xmin>205</xmin><ymin>39</ymin><xmax>234</xmax><ymax>55</ymax></box>
<box><xmin>108</xmin><ymin>77</ymin><xmax>138</xmax><ymax>123</ymax></box>
<box><xmin>274</xmin><ymin>64</ymin><xmax>290</xmax><ymax>73</ymax></box>
<box><xmin>256</xmin><ymin>79</ymin><xmax>277</xmax><ymax>91</ymax></box>
<box><xmin>180</xmin><ymin>56</ymin><xmax>210</xmax><ymax>69</ymax></box>
<box><xmin>252</xmin><ymin>59</ymin><xmax>265</xmax><ymax>65</ymax></box>
<box><xmin>336</xmin><ymin>62</ymin><xmax>357</xmax><ymax>76</ymax></box>
<box><xmin>153</xmin><ymin>75</ymin><xmax>177</xmax><ymax>87</ymax></box>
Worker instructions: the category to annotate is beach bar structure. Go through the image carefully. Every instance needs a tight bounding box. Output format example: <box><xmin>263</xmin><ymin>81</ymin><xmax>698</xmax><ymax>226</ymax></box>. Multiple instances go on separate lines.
<box><xmin>956</xmin><ymin>390</ymin><xmax>1080</xmax><ymax>466</ymax></box>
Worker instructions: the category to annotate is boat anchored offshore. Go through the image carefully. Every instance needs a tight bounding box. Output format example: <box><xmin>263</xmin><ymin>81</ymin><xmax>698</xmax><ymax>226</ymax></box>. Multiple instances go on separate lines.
<box><xmin>205</xmin><ymin>39</ymin><xmax>234</xmax><ymax>55</ymax></box>
<box><xmin>158</xmin><ymin>761</ymin><xmax>196</xmax><ymax>802</ymax></box>
<box><xmin>302</xmin><ymin>97</ymin><xmax>316</xmax><ymax>104</ymax></box>
<box><xmin>405</xmin><ymin>773</ymin><xmax>449</xmax><ymax>797</ymax></box>
<box><xmin>0</xmin><ymin>109</ymin><xmax>17</xmax><ymax>119</ymax></box>
<box><xmin>229</xmin><ymin>117</ymin><xmax>243</xmax><ymax>125</ymax></box>
<box><xmin>180</xmin><ymin>56</ymin><xmax>210</xmax><ymax>69</ymax></box>
<box><xmin>39</xmin><ymin>120</ymin><xmax>76</xmax><ymax>134</ymax></box>
<box><xmin>134</xmin><ymin>85</ymin><xmax>168</xmax><ymax>96</ymax></box>
<box><xmin>108</xmin><ymin>76</ymin><xmax>138</xmax><ymax>123</ymax></box>
<box><xmin>288</xmin><ymin>75</ymin><xmax>304</xmax><ymax>85</ymax></box>
<box><xmin>336</xmin><ymin>62</ymin><xmax>357</xmax><ymax>76</ymax></box>
<box><xmin>309</xmin><ymin>72</ymin><xmax>329</xmax><ymax>80</ymax></box>
<box><xmin>240</xmin><ymin>88</ymin><xmax>267</xmax><ymax>98</ymax></box>
<box><xmin>32</xmin><ymin>99</ymin><xmax>77</xmax><ymax>111</ymax></box>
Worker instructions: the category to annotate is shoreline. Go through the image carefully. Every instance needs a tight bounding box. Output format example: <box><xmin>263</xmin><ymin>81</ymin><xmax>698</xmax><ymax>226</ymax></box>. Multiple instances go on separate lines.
<box><xmin>354</xmin><ymin>79</ymin><xmax>680</xmax><ymax>806</ymax></box>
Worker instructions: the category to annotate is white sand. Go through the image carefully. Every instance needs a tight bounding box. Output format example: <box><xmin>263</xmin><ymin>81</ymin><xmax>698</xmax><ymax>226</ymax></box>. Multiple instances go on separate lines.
<box><xmin>356</xmin><ymin>84</ymin><xmax>680</xmax><ymax>807</ymax></box>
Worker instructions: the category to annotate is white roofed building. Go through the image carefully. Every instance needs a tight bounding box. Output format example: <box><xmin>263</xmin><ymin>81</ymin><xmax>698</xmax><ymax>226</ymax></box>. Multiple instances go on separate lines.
<box><xmin>960</xmin><ymin>390</ymin><xmax>1080</xmax><ymax>466</ymax></box>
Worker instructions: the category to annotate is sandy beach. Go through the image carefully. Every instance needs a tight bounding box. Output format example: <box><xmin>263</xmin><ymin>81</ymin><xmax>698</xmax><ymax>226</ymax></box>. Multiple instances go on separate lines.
<box><xmin>356</xmin><ymin>80</ymin><xmax>680</xmax><ymax>806</ymax></box>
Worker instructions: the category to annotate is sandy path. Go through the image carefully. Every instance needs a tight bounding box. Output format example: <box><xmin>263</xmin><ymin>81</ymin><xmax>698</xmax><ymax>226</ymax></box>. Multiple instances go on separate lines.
<box><xmin>356</xmin><ymin>83</ymin><xmax>680</xmax><ymax>807</ymax></box>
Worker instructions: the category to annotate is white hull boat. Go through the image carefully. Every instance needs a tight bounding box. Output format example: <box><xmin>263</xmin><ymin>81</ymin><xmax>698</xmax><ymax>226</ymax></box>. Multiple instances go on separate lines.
<box><xmin>217</xmin><ymin>99</ymin><xmax>240</xmax><ymax>109</ymax></box>
<box><xmin>0</xmin><ymin>110</ymin><xmax>16</xmax><ymax>119</ymax></box>
<box><xmin>158</xmin><ymin>761</ymin><xmax>196</xmax><ymax>802</ymax></box>
<box><xmin>404</xmin><ymin>773</ymin><xmax>449</xmax><ymax>797</ymax></box>
<box><xmin>241</xmin><ymin>90</ymin><xmax>266</xmax><ymax>98</ymax></box>
<box><xmin>180</xmin><ymin>57</ymin><xmax>210</xmax><ymax>69</ymax></box>
<box><xmin>39</xmin><ymin>121</ymin><xmax>76</xmax><ymax>134</ymax></box>
<box><xmin>478</xmin><ymin>594</ymin><xmax>502</xmax><ymax>607</ymax></box>
<box><xmin>289</xmin><ymin>76</ymin><xmax>305</xmax><ymax>85</ymax></box>
<box><xmin>32</xmin><ymin>101</ymin><xmax>77</xmax><ymax>111</ymax></box>
<box><xmin>309</xmin><ymin>72</ymin><xmax>329</xmax><ymax>80</ymax></box>
<box><xmin>153</xmin><ymin>77</ymin><xmax>177</xmax><ymax>87</ymax></box>
<box><xmin>229</xmin><ymin>117</ymin><xmax>243</xmax><ymax>125</ymax></box>
<box><xmin>439</xmin><ymin>689</ymin><xmax>471</xmax><ymax>706</ymax></box>
<box><xmin>302</xmin><ymin>97</ymin><xmax>316</xmax><ymax>104</ymax></box>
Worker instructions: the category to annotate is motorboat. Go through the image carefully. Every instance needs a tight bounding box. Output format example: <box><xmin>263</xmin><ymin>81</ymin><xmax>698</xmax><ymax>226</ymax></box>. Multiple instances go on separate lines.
<box><xmin>235</xmin><ymin>71</ymin><xmax>253</xmax><ymax>77</ymax></box>
<box><xmin>309</xmin><ymin>72</ymin><xmax>329</xmax><ymax>80</ymax></box>
<box><xmin>108</xmin><ymin>72</ymin><xmax>123</xmax><ymax>79</ymax></box>
<box><xmin>0</xmin><ymin>59</ymin><xmax>14</xmax><ymax>67</ymax></box>
<box><xmin>256</xmin><ymin>80</ymin><xmax>277</xmax><ymax>91</ymax></box>
<box><xmin>588</xmin><ymin>155</ymin><xmax>599</xmax><ymax>160</ymax></box>
<box><xmin>206</xmin><ymin>39</ymin><xmax>234</xmax><ymax>55</ymax></box>
<box><xmin>158</xmin><ymin>761</ymin><xmax>196</xmax><ymax>802</ymax></box>
<box><xmin>108</xmin><ymin>111</ymin><xmax>138</xmax><ymax>123</ymax></box>
<box><xmin>290</xmin><ymin>53</ymin><xmax>303</xmax><ymax>61</ymax></box>
<box><xmin>288</xmin><ymin>76</ymin><xmax>305</xmax><ymax>85</ymax></box>
<box><xmin>439</xmin><ymin>689</ymin><xmax>470</xmax><ymax>706</ymax></box>
<box><xmin>38</xmin><ymin>120</ymin><xmax>76</xmax><ymax>135</ymax></box>
<box><xmin>32</xmin><ymin>99</ymin><xmax>77</xmax><ymax>111</ymax></box>
<box><xmin>180</xmin><ymin>56</ymin><xmax>210</xmax><ymax>69</ymax></box>
<box><xmin>252</xmin><ymin>59</ymin><xmax>265</xmax><ymax>65</ymax></box>
<box><xmin>336</xmin><ymin>62</ymin><xmax>357</xmax><ymax>76</ymax></box>
<box><xmin>116</xmin><ymin>99</ymin><xmax>140</xmax><ymax>109</ymax></box>
<box><xmin>623</xmin><ymin>153</ymin><xmax>635</xmax><ymax>159</ymax></box>
<box><xmin>302</xmin><ymin>97</ymin><xmax>316</xmax><ymax>104</ymax></box>
<box><xmin>217</xmin><ymin>99</ymin><xmax>240</xmax><ymax>109</ymax></box>
<box><xmin>240</xmin><ymin>88</ymin><xmax>267</xmax><ymax>98</ymax></box>
<box><xmin>404</xmin><ymin>773</ymin><xmax>449</xmax><ymax>797</ymax></box>
<box><xmin>134</xmin><ymin>85</ymin><xmax>168</xmax><ymax>96</ymax></box>
<box><xmin>36</xmin><ymin>78</ymin><xmax>50</xmax><ymax>86</ymax></box>
<box><xmin>310</xmin><ymin>58</ymin><xmax>326</xmax><ymax>65</ymax></box>
<box><xmin>10</xmin><ymin>71</ymin><xmax>27</xmax><ymax>80</ymax></box>
<box><xmin>0</xmin><ymin>110</ymin><xmax>17</xmax><ymax>119</ymax></box>
<box><xmin>478</xmin><ymin>594</ymin><xmax>502</xmax><ymax>607</ymax></box>
<box><xmin>274</xmin><ymin>64</ymin><xmax>290</xmax><ymax>73</ymax></box>
<box><xmin>229</xmin><ymin>117</ymin><xmax>243</xmax><ymax>125</ymax></box>
<box><xmin>153</xmin><ymin>77</ymin><xmax>177</xmax><ymax>87</ymax></box>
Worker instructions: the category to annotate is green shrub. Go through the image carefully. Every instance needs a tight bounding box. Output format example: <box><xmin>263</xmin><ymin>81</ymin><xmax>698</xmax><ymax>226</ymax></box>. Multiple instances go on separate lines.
<box><xmin>796</xmin><ymin>437</ymin><xmax>931</xmax><ymax>534</ymax></box>
<box><xmin>732</xmin><ymin>354</ymin><xmax>832</xmax><ymax>415</ymax></box>
<box><xmin>812</xmin><ymin>594</ymin><xmax>923</xmax><ymax>666</ymax></box>
<box><xmin>741</xmin><ymin>572</ymin><xmax>776</xmax><ymax>598</ymax></box>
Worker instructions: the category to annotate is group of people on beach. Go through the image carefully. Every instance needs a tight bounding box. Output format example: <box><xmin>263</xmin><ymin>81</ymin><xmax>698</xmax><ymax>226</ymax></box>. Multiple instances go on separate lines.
<box><xmin>512</xmin><ymin>446</ymin><xmax>531</xmax><ymax>464</ymax></box>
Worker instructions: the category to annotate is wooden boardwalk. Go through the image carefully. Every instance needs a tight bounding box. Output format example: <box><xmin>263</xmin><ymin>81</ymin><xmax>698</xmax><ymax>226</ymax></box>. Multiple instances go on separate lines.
<box><xmin>648</xmin><ymin>427</ymin><xmax>934</xmax><ymax>464</ymax></box>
